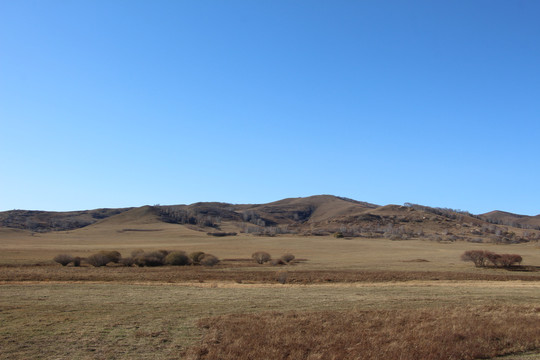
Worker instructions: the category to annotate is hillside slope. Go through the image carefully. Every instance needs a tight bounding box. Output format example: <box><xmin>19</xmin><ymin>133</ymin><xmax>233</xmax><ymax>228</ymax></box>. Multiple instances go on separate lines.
<box><xmin>480</xmin><ymin>210</ymin><xmax>540</xmax><ymax>229</ymax></box>
<box><xmin>1</xmin><ymin>196</ymin><xmax>539</xmax><ymax>243</ymax></box>
<box><xmin>0</xmin><ymin>208</ymin><xmax>131</xmax><ymax>232</ymax></box>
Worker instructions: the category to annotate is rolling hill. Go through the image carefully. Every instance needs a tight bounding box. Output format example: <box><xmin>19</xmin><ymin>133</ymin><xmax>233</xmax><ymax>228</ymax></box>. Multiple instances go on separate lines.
<box><xmin>480</xmin><ymin>210</ymin><xmax>540</xmax><ymax>229</ymax></box>
<box><xmin>1</xmin><ymin>195</ymin><xmax>539</xmax><ymax>243</ymax></box>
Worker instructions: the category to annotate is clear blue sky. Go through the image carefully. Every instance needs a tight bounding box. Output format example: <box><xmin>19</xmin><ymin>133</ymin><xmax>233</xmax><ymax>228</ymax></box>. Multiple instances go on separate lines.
<box><xmin>1</xmin><ymin>0</ymin><xmax>539</xmax><ymax>215</ymax></box>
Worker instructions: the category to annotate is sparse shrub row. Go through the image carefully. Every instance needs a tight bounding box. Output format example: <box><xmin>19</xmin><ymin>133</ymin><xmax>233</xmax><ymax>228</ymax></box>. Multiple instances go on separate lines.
<box><xmin>53</xmin><ymin>250</ymin><xmax>219</xmax><ymax>267</ymax></box>
<box><xmin>461</xmin><ymin>250</ymin><xmax>523</xmax><ymax>268</ymax></box>
<box><xmin>251</xmin><ymin>251</ymin><xmax>295</xmax><ymax>265</ymax></box>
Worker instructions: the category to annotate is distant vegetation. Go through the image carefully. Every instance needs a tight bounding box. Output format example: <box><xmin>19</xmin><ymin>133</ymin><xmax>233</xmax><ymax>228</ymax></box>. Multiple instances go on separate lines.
<box><xmin>251</xmin><ymin>251</ymin><xmax>296</xmax><ymax>266</ymax></box>
<box><xmin>53</xmin><ymin>254</ymin><xmax>74</xmax><ymax>266</ymax></box>
<box><xmin>54</xmin><ymin>250</ymin><xmax>298</xmax><ymax>268</ymax></box>
<box><xmin>159</xmin><ymin>207</ymin><xmax>223</xmax><ymax>228</ymax></box>
<box><xmin>251</xmin><ymin>251</ymin><xmax>271</xmax><ymax>264</ymax></box>
<box><xmin>207</xmin><ymin>232</ymin><xmax>237</xmax><ymax>237</ymax></box>
<box><xmin>461</xmin><ymin>250</ymin><xmax>523</xmax><ymax>268</ymax></box>
<box><xmin>54</xmin><ymin>250</ymin><xmax>220</xmax><ymax>267</ymax></box>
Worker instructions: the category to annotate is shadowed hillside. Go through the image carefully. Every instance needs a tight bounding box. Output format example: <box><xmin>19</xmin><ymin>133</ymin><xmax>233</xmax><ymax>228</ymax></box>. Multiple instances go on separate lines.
<box><xmin>0</xmin><ymin>208</ymin><xmax>131</xmax><ymax>232</ymax></box>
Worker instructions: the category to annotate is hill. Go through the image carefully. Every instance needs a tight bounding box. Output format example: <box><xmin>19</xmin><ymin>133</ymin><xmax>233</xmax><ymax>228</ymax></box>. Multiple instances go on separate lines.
<box><xmin>480</xmin><ymin>210</ymin><xmax>540</xmax><ymax>229</ymax></box>
<box><xmin>1</xmin><ymin>195</ymin><xmax>539</xmax><ymax>243</ymax></box>
<box><xmin>0</xmin><ymin>207</ymin><xmax>131</xmax><ymax>232</ymax></box>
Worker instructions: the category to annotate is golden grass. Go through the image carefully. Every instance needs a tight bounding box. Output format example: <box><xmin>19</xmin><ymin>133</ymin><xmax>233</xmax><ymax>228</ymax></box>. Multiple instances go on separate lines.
<box><xmin>187</xmin><ymin>305</ymin><xmax>540</xmax><ymax>360</ymax></box>
<box><xmin>1</xmin><ymin>281</ymin><xmax>539</xmax><ymax>359</ymax></box>
<box><xmin>2</xmin><ymin>225</ymin><xmax>540</xmax><ymax>359</ymax></box>
<box><xmin>1</xmin><ymin>226</ymin><xmax>540</xmax><ymax>275</ymax></box>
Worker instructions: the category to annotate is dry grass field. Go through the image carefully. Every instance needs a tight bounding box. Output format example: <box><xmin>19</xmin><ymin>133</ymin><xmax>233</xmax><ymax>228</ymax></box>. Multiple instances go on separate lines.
<box><xmin>2</xmin><ymin>281</ymin><xmax>540</xmax><ymax>359</ymax></box>
<box><xmin>2</xmin><ymin>223</ymin><xmax>540</xmax><ymax>272</ymax></box>
<box><xmin>1</xmin><ymin>217</ymin><xmax>540</xmax><ymax>359</ymax></box>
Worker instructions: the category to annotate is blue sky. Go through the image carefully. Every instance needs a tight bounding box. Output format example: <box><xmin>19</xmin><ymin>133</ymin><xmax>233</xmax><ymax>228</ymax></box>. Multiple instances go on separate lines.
<box><xmin>1</xmin><ymin>0</ymin><xmax>539</xmax><ymax>215</ymax></box>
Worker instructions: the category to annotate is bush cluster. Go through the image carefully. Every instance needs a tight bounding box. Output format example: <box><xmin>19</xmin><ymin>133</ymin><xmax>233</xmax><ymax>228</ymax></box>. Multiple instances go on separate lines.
<box><xmin>461</xmin><ymin>250</ymin><xmax>522</xmax><ymax>268</ymax></box>
<box><xmin>53</xmin><ymin>250</ymin><xmax>219</xmax><ymax>267</ymax></box>
<box><xmin>251</xmin><ymin>252</ymin><xmax>295</xmax><ymax>265</ymax></box>
<box><xmin>53</xmin><ymin>254</ymin><xmax>74</xmax><ymax>266</ymax></box>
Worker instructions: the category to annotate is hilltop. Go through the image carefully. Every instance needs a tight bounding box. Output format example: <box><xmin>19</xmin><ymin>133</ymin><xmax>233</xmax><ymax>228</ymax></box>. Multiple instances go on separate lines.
<box><xmin>1</xmin><ymin>195</ymin><xmax>539</xmax><ymax>243</ymax></box>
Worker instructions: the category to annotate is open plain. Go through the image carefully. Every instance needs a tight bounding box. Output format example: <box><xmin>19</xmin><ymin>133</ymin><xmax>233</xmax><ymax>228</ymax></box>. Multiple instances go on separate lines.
<box><xmin>1</xmin><ymin>198</ymin><xmax>540</xmax><ymax>359</ymax></box>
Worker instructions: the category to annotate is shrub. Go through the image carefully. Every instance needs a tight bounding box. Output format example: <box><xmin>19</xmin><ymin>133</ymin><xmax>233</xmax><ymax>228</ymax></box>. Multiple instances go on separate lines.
<box><xmin>165</xmin><ymin>251</ymin><xmax>191</xmax><ymax>266</ymax></box>
<box><xmin>277</xmin><ymin>271</ymin><xmax>288</xmax><ymax>284</ymax></box>
<box><xmin>334</xmin><ymin>232</ymin><xmax>344</xmax><ymax>238</ymax></box>
<box><xmin>134</xmin><ymin>257</ymin><xmax>146</xmax><ymax>267</ymax></box>
<box><xmin>461</xmin><ymin>250</ymin><xmax>494</xmax><ymax>267</ymax></box>
<box><xmin>86</xmin><ymin>253</ymin><xmax>110</xmax><ymax>267</ymax></box>
<box><xmin>131</xmin><ymin>249</ymin><xmax>145</xmax><ymax>258</ymax></box>
<box><xmin>73</xmin><ymin>257</ymin><xmax>81</xmax><ymax>267</ymax></box>
<box><xmin>200</xmin><ymin>254</ymin><xmax>219</xmax><ymax>267</ymax></box>
<box><xmin>252</xmin><ymin>251</ymin><xmax>271</xmax><ymax>264</ymax></box>
<box><xmin>271</xmin><ymin>259</ymin><xmax>285</xmax><ymax>266</ymax></box>
<box><xmin>462</xmin><ymin>250</ymin><xmax>523</xmax><ymax>268</ymax></box>
<box><xmin>131</xmin><ymin>250</ymin><xmax>148</xmax><ymax>266</ymax></box>
<box><xmin>486</xmin><ymin>252</ymin><xmax>501</xmax><ymax>266</ymax></box>
<box><xmin>53</xmin><ymin>254</ymin><xmax>74</xmax><ymax>266</ymax></box>
<box><xmin>497</xmin><ymin>254</ymin><xmax>523</xmax><ymax>267</ymax></box>
<box><xmin>141</xmin><ymin>255</ymin><xmax>163</xmax><ymax>267</ymax></box>
<box><xmin>98</xmin><ymin>250</ymin><xmax>122</xmax><ymax>264</ymax></box>
<box><xmin>158</xmin><ymin>250</ymin><xmax>170</xmax><ymax>257</ymax></box>
<box><xmin>141</xmin><ymin>251</ymin><xmax>167</xmax><ymax>267</ymax></box>
<box><xmin>120</xmin><ymin>257</ymin><xmax>135</xmax><ymax>267</ymax></box>
<box><xmin>281</xmin><ymin>254</ymin><xmax>295</xmax><ymax>263</ymax></box>
<box><xmin>189</xmin><ymin>251</ymin><xmax>206</xmax><ymax>265</ymax></box>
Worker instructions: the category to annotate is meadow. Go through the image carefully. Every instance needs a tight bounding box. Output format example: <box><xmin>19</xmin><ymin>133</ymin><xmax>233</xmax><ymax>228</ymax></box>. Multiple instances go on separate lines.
<box><xmin>1</xmin><ymin>223</ymin><xmax>540</xmax><ymax>359</ymax></box>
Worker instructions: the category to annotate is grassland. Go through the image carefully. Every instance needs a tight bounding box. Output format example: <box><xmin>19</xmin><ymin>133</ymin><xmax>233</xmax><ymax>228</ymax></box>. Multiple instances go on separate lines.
<box><xmin>2</xmin><ymin>281</ymin><xmax>540</xmax><ymax>359</ymax></box>
<box><xmin>2</xmin><ymin>225</ymin><xmax>540</xmax><ymax>272</ymax></box>
<box><xmin>1</xmin><ymin>221</ymin><xmax>540</xmax><ymax>359</ymax></box>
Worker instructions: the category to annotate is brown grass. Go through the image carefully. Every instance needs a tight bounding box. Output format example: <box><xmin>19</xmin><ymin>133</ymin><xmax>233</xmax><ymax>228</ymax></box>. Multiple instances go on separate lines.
<box><xmin>1</xmin><ymin>264</ymin><xmax>540</xmax><ymax>284</ymax></box>
<box><xmin>187</xmin><ymin>305</ymin><xmax>540</xmax><ymax>360</ymax></box>
<box><xmin>1</xmin><ymin>281</ymin><xmax>539</xmax><ymax>359</ymax></box>
<box><xmin>2</xmin><ymin>220</ymin><xmax>540</xmax><ymax>359</ymax></box>
<box><xmin>2</xmin><ymin>226</ymin><xmax>539</xmax><ymax>275</ymax></box>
